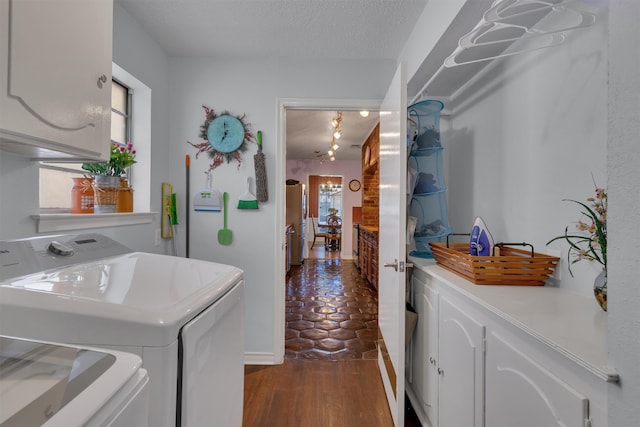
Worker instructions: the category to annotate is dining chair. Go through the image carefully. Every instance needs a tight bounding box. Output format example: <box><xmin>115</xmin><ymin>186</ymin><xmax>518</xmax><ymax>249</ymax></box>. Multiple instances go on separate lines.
<box><xmin>326</xmin><ymin>215</ymin><xmax>342</xmax><ymax>250</ymax></box>
<box><xmin>310</xmin><ymin>216</ymin><xmax>330</xmax><ymax>249</ymax></box>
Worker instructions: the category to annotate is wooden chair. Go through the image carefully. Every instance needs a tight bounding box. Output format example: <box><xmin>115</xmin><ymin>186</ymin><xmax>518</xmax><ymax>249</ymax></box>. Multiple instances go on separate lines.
<box><xmin>326</xmin><ymin>215</ymin><xmax>342</xmax><ymax>250</ymax></box>
<box><xmin>310</xmin><ymin>216</ymin><xmax>330</xmax><ymax>249</ymax></box>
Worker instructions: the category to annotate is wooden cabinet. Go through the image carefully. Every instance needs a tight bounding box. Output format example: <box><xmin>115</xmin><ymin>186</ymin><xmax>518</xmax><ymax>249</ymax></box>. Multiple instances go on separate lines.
<box><xmin>407</xmin><ymin>264</ymin><xmax>610</xmax><ymax>427</ymax></box>
<box><xmin>352</xmin><ymin>224</ymin><xmax>360</xmax><ymax>268</ymax></box>
<box><xmin>359</xmin><ymin>226</ymin><xmax>378</xmax><ymax>289</ymax></box>
<box><xmin>0</xmin><ymin>0</ymin><xmax>113</xmax><ymax>161</ymax></box>
<box><xmin>407</xmin><ymin>272</ymin><xmax>484</xmax><ymax>427</ymax></box>
<box><xmin>361</xmin><ymin>123</ymin><xmax>379</xmax><ymax>228</ymax></box>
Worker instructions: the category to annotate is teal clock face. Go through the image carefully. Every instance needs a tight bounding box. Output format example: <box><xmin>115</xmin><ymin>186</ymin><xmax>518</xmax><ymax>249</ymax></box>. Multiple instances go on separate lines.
<box><xmin>207</xmin><ymin>114</ymin><xmax>245</xmax><ymax>153</ymax></box>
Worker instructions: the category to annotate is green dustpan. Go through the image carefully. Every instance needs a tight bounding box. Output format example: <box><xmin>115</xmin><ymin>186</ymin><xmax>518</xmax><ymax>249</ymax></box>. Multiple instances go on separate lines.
<box><xmin>218</xmin><ymin>192</ymin><xmax>232</xmax><ymax>245</ymax></box>
<box><xmin>238</xmin><ymin>177</ymin><xmax>259</xmax><ymax>209</ymax></box>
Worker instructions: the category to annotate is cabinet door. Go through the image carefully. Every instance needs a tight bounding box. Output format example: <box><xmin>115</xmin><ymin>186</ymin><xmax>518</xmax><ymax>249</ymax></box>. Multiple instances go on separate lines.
<box><xmin>420</xmin><ymin>280</ymin><xmax>439</xmax><ymax>425</ymax></box>
<box><xmin>438</xmin><ymin>294</ymin><xmax>485</xmax><ymax>427</ymax></box>
<box><xmin>0</xmin><ymin>0</ymin><xmax>112</xmax><ymax>160</ymax></box>
<box><xmin>486</xmin><ymin>331</ymin><xmax>589</xmax><ymax>427</ymax></box>
<box><xmin>406</xmin><ymin>275</ymin><xmax>439</xmax><ymax>426</ymax></box>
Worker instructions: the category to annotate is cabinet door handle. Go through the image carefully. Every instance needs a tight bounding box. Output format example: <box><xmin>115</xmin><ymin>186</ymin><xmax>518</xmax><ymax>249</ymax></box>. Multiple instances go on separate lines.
<box><xmin>97</xmin><ymin>74</ymin><xmax>107</xmax><ymax>88</ymax></box>
<box><xmin>438</xmin><ymin>368</ymin><xmax>444</xmax><ymax>376</ymax></box>
<box><xmin>429</xmin><ymin>357</ymin><xmax>436</xmax><ymax>365</ymax></box>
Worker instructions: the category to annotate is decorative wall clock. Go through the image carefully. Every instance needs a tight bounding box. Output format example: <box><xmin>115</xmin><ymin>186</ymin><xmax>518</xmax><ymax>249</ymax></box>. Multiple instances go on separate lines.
<box><xmin>188</xmin><ymin>105</ymin><xmax>255</xmax><ymax>171</ymax></box>
<box><xmin>349</xmin><ymin>179</ymin><xmax>361</xmax><ymax>192</ymax></box>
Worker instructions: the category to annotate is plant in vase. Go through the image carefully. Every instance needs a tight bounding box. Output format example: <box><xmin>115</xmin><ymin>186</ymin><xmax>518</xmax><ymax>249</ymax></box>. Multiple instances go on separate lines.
<box><xmin>82</xmin><ymin>142</ymin><xmax>136</xmax><ymax>213</ymax></box>
<box><xmin>547</xmin><ymin>183</ymin><xmax>607</xmax><ymax>311</ymax></box>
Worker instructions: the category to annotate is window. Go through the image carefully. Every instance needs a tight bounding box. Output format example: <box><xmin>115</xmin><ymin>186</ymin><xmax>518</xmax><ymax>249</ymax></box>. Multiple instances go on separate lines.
<box><xmin>308</xmin><ymin>175</ymin><xmax>343</xmax><ymax>221</ymax></box>
<box><xmin>39</xmin><ymin>79</ymin><xmax>132</xmax><ymax>211</ymax></box>
<box><xmin>318</xmin><ymin>183</ymin><xmax>342</xmax><ymax>223</ymax></box>
<box><xmin>110</xmin><ymin>80</ymin><xmax>131</xmax><ymax>146</ymax></box>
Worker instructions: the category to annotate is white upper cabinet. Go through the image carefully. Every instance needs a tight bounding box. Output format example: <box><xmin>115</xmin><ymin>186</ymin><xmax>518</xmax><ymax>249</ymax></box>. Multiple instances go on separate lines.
<box><xmin>0</xmin><ymin>0</ymin><xmax>113</xmax><ymax>161</ymax></box>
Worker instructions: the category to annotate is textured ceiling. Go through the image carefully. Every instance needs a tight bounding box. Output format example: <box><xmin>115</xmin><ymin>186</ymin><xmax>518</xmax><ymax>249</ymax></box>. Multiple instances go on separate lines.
<box><xmin>117</xmin><ymin>0</ymin><xmax>428</xmax><ymax>59</ymax></box>
<box><xmin>117</xmin><ymin>0</ymin><xmax>428</xmax><ymax>159</ymax></box>
<box><xmin>286</xmin><ymin>110</ymin><xmax>379</xmax><ymax>161</ymax></box>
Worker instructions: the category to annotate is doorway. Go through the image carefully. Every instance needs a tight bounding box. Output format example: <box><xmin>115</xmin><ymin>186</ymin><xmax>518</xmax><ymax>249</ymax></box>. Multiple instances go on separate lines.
<box><xmin>308</xmin><ymin>174</ymin><xmax>343</xmax><ymax>260</ymax></box>
<box><xmin>280</xmin><ymin>99</ymin><xmax>381</xmax><ymax>360</ymax></box>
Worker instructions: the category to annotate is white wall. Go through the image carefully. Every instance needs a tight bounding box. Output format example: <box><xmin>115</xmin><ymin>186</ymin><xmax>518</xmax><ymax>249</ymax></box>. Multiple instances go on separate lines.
<box><xmin>166</xmin><ymin>57</ymin><xmax>394</xmax><ymax>360</ymax></box>
<box><xmin>286</xmin><ymin>158</ymin><xmax>363</xmax><ymax>259</ymax></box>
<box><xmin>608</xmin><ymin>0</ymin><xmax>640</xmax><ymax>424</ymax></box>
<box><xmin>443</xmin><ymin>7</ymin><xmax>608</xmax><ymax>295</ymax></box>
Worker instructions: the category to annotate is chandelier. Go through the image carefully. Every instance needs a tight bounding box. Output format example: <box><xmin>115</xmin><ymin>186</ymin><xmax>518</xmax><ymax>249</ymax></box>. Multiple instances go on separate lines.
<box><xmin>320</xmin><ymin>180</ymin><xmax>342</xmax><ymax>193</ymax></box>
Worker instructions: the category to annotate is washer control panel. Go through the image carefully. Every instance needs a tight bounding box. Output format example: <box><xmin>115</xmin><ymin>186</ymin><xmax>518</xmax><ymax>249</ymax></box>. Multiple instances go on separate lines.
<box><xmin>0</xmin><ymin>234</ymin><xmax>133</xmax><ymax>282</ymax></box>
<box><xmin>47</xmin><ymin>241</ymin><xmax>74</xmax><ymax>257</ymax></box>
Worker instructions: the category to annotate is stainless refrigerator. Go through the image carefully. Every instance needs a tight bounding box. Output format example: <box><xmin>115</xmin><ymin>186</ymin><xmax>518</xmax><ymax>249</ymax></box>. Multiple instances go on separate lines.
<box><xmin>286</xmin><ymin>183</ymin><xmax>306</xmax><ymax>265</ymax></box>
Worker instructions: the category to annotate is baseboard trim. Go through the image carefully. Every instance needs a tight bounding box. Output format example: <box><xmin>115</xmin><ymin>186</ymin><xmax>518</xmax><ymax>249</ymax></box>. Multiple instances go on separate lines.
<box><xmin>244</xmin><ymin>352</ymin><xmax>281</xmax><ymax>365</ymax></box>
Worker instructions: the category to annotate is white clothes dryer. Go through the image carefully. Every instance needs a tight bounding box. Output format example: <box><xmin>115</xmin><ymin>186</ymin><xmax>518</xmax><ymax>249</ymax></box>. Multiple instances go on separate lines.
<box><xmin>0</xmin><ymin>233</ymin><xmax>244</xmax><ymax>427</ymax></box>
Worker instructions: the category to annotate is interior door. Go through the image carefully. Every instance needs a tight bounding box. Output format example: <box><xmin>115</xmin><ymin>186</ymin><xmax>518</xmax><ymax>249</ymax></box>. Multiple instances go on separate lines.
<box><xmin>378</xmin><ymin>62</ymin><xmax>408</xmax><ymax>427</ymax></box>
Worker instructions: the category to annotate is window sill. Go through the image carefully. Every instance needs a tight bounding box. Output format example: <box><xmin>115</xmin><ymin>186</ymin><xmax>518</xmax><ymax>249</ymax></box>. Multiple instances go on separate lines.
<box><xmin>32</xmin><ymin>212</ymin><xmax>157</xmax><ymax>233</ymax></box>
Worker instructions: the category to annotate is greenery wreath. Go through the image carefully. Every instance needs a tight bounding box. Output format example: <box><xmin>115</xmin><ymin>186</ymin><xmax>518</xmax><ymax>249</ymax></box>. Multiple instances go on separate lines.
<box><xmin>187</xmin><ymin>105</ymin><xmax>255</xmax><ymax>171</ymax></box>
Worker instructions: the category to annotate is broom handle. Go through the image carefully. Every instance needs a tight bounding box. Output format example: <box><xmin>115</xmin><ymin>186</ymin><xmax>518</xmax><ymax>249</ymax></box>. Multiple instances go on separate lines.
<box><xmin>185</xmin><ymin>155</ymin><xmax>190</xmax><ymax>258</ymax></box>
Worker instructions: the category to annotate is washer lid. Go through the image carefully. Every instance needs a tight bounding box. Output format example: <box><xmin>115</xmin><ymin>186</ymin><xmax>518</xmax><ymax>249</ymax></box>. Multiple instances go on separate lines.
<box><xmin>0</xmin><ymin>253</ymin><xmax>243</xmax><ymax>347</ymax></box>
<box><xmin>0</xmin><ymin>335</ymin><xmax>143</xmax><ymax>427</ymax></box>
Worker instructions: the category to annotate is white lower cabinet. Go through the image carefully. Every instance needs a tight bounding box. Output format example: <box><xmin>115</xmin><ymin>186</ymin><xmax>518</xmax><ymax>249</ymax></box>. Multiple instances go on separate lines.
<box><xmin>407</xmin><ymin>266</ymin><xmax>607</xmax><ymax>427</ymax></box>
<box><xmin>408</xmin><ymin>274</ymin><xmax>438</xmax><ymax>424</ymax></box>
<box><xmin>485</xmin><ymin>331</ymin><xmax>588</xmax><ymax>427</ymax></box>
<box><xmin>438</xmin><ymin>294</ymin><xmax>485</xmax><ymax>427</ymax></box>
<box><xmin>407</xmin><ymin>273</ymin><xmax>485</xmax><ymax>427</ymax></box>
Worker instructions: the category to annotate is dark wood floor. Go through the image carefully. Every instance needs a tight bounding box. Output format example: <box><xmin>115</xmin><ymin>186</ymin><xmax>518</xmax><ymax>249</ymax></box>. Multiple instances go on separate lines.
<box><xmin>242</xmin><ymin>242</ymin><xmax>422</xmax><ymax>426</ymax></box>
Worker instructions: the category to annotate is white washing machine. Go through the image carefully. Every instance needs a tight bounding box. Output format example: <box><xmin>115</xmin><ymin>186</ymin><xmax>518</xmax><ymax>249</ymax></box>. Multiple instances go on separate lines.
<box><xmin>0</xmin><ymin>335</ymin><xmax>149</xmax><ymax>427</ymax></box>
<box><xmin>0</xmin><ymin>233</ymin><xmax>245</xmax><ymax>427</ymax></box>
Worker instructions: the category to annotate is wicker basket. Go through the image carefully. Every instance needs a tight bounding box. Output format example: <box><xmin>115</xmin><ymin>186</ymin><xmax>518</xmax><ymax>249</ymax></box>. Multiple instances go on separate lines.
<box><xmin>93</xmin><ymin>175</ymin><xmax>121</xmax><ymax>214</ymax></box>
<box><xmin>429</xmin><ymin>242</ymin><xmax>559</xmax><ymax>286</ymax></box>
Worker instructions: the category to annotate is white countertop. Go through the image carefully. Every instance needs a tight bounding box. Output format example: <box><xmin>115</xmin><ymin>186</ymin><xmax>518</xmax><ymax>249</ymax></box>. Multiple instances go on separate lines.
<box><xmin>409</xmin><ymin>256</ymin><xmax>618</xmax><ymax>383</ymax></box>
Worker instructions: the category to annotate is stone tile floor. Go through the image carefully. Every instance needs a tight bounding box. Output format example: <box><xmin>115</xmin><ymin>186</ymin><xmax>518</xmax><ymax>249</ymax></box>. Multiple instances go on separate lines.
<box><xmin>285</xmin><ymin>258</ymin><xmax>379</xmax><ymax>360</ymax></box>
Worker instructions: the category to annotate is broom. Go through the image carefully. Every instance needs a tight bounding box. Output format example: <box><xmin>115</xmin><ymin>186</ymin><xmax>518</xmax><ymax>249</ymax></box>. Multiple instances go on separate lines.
<box><xmin>254</xmin><ymin>130</ymin><xmax>268</xmax><ymax>202</ymax></box>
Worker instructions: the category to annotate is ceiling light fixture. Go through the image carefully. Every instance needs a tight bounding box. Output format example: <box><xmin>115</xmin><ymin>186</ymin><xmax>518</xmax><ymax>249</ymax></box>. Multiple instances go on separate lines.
<box><xmin>322</xmin><ymin>112</ymin><xmax>343</xmax><ymax>162</ymax></box>
<box><xmin>331</xmin><ymin>111</ymin><xmax>342</xmax><ymax>128</ymax></box>
<box><xmin>331</xmin><ymin>111</ymin><xmax>343</xmax><ymax>140</ymax></box>
<box><xmin>360</xmin><ymin>110</ymin><xmax>369</xmax><ymax>117</ymax></box>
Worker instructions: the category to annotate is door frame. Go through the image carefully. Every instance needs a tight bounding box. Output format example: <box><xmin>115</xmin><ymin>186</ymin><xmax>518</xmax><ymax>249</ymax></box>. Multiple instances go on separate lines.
<box><xmin>274</xmin><ymin>97</ymin><xmax>381</xmax><ymax>363</ymax></box>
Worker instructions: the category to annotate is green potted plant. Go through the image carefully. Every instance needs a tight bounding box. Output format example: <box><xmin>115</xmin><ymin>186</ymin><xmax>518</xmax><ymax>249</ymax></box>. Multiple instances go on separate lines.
<box><xmin>82</xmin><ymin>142</ymin><xmax>136</xmax><ymax>213</ymax></box>
<box><xmin>547</xmin><ymin>183</ymin><xmax>607</xmax><ymax>310</ymax></box>
<box><xmin>82</xmin><ymin>141</ymin><xmax>136</xmax><ymax>177</ymax></box>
